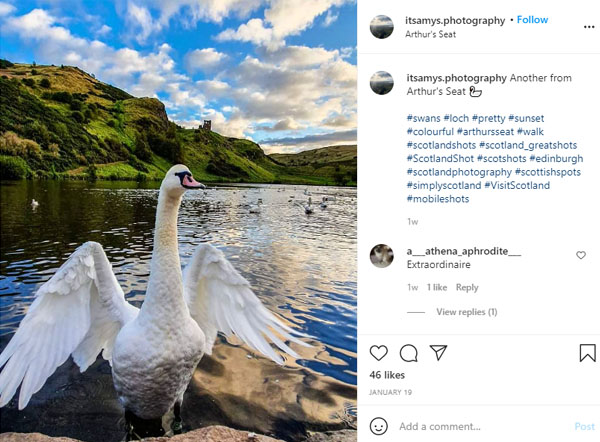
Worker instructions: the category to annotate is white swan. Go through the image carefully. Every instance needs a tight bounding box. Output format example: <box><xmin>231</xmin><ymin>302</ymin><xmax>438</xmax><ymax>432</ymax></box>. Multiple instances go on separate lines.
<box><xmin>0</xmin><ymin>165</ymin><xmax>307</xmax><ymax>436</ymax></box>
<box><xmin>249</xmin><ymin>201</ymin><xmax>262</xmax><ymax>214</ymax></box>
<box><xmin>296</xmin><ymin>197</ymin><xmax>314</xmax><ymax>214</ymax></box>
<box><xmin>320</xmin><ymin>197</ymin><xmax>328</xmax><ymax>209</ymax></box>
<box><xmin>31</xmin><ymin>199</ymin><xmax>39</xmax><ymax>208</ymax></box>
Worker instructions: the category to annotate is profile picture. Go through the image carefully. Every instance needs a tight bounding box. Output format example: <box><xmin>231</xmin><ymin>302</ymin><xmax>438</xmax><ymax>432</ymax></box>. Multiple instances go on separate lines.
<box><xmin>370</xmin><ymin>244</ymin><xmax>394</xmax><ymax>268</ymax></box>
<box><xmin>370</xmin><ymin>71</ymin><xmax>394</xmax><ymax>95</ymax></box>
<box><xmin>370</xmin><ymin>15</ymin><xmax>394</xmax><ymax>39</ymax></box>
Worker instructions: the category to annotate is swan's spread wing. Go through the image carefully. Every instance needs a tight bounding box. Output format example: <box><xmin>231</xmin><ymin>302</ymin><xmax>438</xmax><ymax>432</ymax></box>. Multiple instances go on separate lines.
<box><xmin>0</xmin><ymin>241</ymin><xmax>138</xmax><ymax>409</ymax></box>
<box><xmin>183</xmin><ymin>244</ymin><xmax>308</xmax><ymax>364</ymax></box>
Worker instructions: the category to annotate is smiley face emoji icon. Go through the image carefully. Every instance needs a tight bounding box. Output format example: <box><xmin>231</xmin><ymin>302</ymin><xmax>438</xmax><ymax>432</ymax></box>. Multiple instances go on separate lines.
<box><xmin>370</xmin><ymin>417</ymin><xmax>388</xmax><ymax>435</ymax></box>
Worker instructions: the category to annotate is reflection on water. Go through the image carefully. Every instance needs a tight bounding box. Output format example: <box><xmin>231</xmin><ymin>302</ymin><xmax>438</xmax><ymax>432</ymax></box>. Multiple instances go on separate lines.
<box><xmin>0</xmin><ymin>180</ymin><xmax>356</xmax><ymax>441</ymax></box>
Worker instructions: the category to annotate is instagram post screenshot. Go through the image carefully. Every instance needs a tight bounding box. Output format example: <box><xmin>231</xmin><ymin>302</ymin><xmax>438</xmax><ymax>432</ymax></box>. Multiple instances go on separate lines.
<box><xmin>0</xmin><ymin>1</ymin><xmax>596</xmax><ymax>441</ymax></box>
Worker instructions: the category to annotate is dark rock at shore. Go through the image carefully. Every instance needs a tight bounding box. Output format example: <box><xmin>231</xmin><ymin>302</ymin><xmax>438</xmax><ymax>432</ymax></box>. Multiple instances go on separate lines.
<box><xmin>305</xmin><ymin>430</ymin><xmax>356</xmax><ymax>442</ymax></box>
<box><xmin>0</xmin><ymin>427</ymin><xmax>357</xmax><ymax>442</ymax></box>
<box><xmin>0</xmin><ymin>427</ymin><xmax>281</xmax><ymax>441</ymax></box>
<box><xmin>0</xmin><ymin>433</ymin><xmax>79</xmax><ymax>442</ymax></box>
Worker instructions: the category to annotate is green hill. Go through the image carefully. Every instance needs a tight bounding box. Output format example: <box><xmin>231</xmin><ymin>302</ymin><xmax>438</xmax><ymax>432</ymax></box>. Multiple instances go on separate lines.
<box><xmin>0</xmin><ymin>60</ymin><xmax>355</xmax><ymax>185</ymax></box>
<box><xmin>270</xmin><ymin>145</ymin><xmax>357</xmax><ymax>185</ymax></box>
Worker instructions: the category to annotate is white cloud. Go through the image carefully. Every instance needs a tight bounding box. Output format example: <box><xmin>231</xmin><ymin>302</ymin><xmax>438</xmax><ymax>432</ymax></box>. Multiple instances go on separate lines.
<box><xmin>195</xmin><ymin>48</ymin><xmax>356</xmax><ymax>138</ymax></box>
<box><xmin>272</xmin><ymin>117</ymin><xmax>302</xmax><ymax>130</ymax></box>
<box><xmin>260</xmin><ymin>129</ymin><xmax>356</xmax><ymax>153</ymax></box>
<box><xmin>257</xmin><ymin>45</ymin><xmax>338</xmax><ymax>68</ymax></box>
<box><xmin>4</xmin><ymin>9</ymin><xmax>89</xmax><ymax>55</ymax></box>
<box><xmin>216</xmin><ymin>18</ymin><xmax>281</xmax><ymax>50</ymax></box>
<box><xmin>119</xmin><ymin>0</ymin><xmax>349</xmax><ymax>44</ymax></box>
<box><xmin>190</xmin><ymin>44</ymin><xmax>356</xmax><ymax>144</ymax></box>
<box><xmin>195</xmin><ymin>79</ymin><xmax>230</xmax><ymax>96</ymax></box>
<box><xmin>117</xmin><ymin>0</ymin><xmax>264</xmax><ymax>41</ymax></box>
<box><xmin>153</xmin><ymin>0</ymin><xmax>263</xmax><ymax>26</ymax></box>
<box><xmin>340</xmin><ymin>46</ymin><xmax>353</xmax><ymax>59</ymax></box>
<box><xmin>208</xmin><ymin>112</ymin><xmax>253</xmax><ymax>139</ymax></box>
<box><xmin>126</xmin><ymin>1</ymin><xmax>162</xmax><ymax>43</ymax></box>
<box><xmin>255</xmin><ymin>117</ymin><xmax>304</xmax><ymax>132</ymax></box>
<box><xmin>322</xmin><ymin>10</ymin><xmax>338</xmax><ymax>27</ymax></box>
<box><xmin>165</xmin><ymin>81</ymin><xmax>206</xmax><ymax>108</ymax></box>
<box><xmin>0</xmin><ymin>2</ymin><xmax>15</xmax><ymax>17</ymax></box>
<box><xmin>321</xmin><ymin>113</ymin><xmax>356</xmax><ymax>128</ymax></box>
<box><xmin>217</xmin><ymin>0</ymin><xmax>350</xmax><ymax>49</ymax></box>
<box><xmin>184</xmin><ymin>48</ymin><xmax>228</xmax><ymax>72</ymax></box>
<box><xmin>95</xmin><ymin>24</ymin><xmax>112</xmax><ymax>37</ymax></box>
<box><xmin>265</xmin><ymin>0</ymin><xmax>345</xmax><ymax>38</ymax></box>
<box><xmin>130</xmin><ymin>72</ymin><xmax>166</xmax><ymax>97</ymax></box>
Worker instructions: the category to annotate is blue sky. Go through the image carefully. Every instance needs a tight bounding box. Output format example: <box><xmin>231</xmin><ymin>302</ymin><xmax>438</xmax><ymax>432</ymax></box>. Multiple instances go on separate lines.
<box><xmin>0</xmin><ymin>0</ymin><xmax>357</xmax><ymax>153</ymax></box>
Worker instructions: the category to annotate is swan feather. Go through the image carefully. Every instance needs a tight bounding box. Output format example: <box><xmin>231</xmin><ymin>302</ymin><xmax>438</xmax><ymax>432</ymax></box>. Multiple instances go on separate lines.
<box><xmin>0</xmin><ymin>241</ymin><xmax>138</xmax><ymax>409</ymax></box>
<box><xmin>183</xmin><ymin>244</ymin><xmax>309</xmax><ymax>365</ymax></box>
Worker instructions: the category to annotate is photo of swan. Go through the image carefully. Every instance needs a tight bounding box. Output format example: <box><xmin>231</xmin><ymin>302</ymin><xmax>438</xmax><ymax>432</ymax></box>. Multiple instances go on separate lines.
<box><xmin>0</xmin><ymin>166</ymin><xmax>311</xmax><ymax>439</ymax></box>
<box><xmin>0</xmin><ymin>174</ymin><xmax>356</xmax><ymax>441</ymax></box>
<box><xmin>0</xmin><ymin>1</ymin><xmax>357</xmax><ymax>440</ymax></box>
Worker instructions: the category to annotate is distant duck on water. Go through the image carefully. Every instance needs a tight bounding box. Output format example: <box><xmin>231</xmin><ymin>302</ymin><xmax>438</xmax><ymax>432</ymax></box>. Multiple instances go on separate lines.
<box><xmin>249</xmin><ymin>201</ymin><xmax>262</xmax><ymax>214</ymax></box>
<box><xmin>296</xmin><ymin>197</ymin><xmax>314</xmax><ymax>214</ymax></box>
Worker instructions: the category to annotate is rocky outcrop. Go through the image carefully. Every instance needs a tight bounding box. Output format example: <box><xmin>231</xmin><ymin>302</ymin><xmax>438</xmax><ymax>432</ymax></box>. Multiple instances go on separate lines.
<box><xmin>0</xmin><ymin>428</ymin><xmax>357</xmax><ymax>442</ymax></box>
<box><xmin>144</xmin><ymin>425</ymin><xmax>283</xmax><ymax>441</ymax></box>
<box><xmin>0</xmin><ymin>434</ymin><xmax>79</xmax><ymax>442</ymax></box>
<box><xmin>304</xmin><ymin>430</ymin><xmax>356</xmax><ymax>442</ymax></box>
<box><xmin>0</xmin><ymin>426</ymin><xmax>284</xmax><ymax>442</ymax></box>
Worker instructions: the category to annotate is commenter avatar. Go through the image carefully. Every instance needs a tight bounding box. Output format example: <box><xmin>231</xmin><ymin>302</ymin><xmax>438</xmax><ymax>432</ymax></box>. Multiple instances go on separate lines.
<box><xmin>370</xmin><ymin>244</ymin><xmax>394</xmax><ymax>268</ymax></box>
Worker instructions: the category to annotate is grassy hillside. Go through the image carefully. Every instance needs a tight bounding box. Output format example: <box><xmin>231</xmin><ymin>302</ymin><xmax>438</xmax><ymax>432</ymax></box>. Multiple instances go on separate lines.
<box><xmin>270</xmin><ymin>145</ymin><xmax>357</xmax><ymax>185</ymax></box>
<box><xmin>0</xmin><ymin>60</ymin><xmax>355</xmax><ymax>185</ymax></box>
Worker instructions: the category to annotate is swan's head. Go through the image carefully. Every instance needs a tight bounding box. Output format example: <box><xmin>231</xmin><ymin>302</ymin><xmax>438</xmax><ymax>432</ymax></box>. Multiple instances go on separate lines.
<box><xmin>161</xmin><ymin>165</ymin><xmax>205</xmax><ymax>198</ymax></box>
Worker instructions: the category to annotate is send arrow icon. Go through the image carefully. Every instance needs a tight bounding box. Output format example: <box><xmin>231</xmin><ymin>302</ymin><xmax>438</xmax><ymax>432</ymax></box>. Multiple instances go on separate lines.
<box><xmin>430</xmin><ymin>345</ymin><xmax>448</xmax><ymax>361</ymax></box>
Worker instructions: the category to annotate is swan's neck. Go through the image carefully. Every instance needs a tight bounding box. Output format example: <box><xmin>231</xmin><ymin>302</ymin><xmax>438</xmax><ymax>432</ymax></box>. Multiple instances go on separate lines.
<box><xmin>139</xmin><ymin>190</ymin><xmax>187</xmax><ymax>321</ymax></box>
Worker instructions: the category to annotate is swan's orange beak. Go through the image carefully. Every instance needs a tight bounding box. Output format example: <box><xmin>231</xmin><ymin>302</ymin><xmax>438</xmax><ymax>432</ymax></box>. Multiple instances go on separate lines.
<box><xmin>182</xmin><ymin>174</ymin><xmax>206</xmax><ymax>190</ymax></box>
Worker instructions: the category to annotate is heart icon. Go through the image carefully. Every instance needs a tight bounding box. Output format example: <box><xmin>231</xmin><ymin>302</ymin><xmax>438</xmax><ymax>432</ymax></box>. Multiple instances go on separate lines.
<box><xmin>576</xmin><ymin>251</ymin><xmax>586</xmax><ymax>260</ymax></box>
<box><xmin>370</xmin><ymin>345</ymin><xmax>388</xmax><ymax>361</ymax></box>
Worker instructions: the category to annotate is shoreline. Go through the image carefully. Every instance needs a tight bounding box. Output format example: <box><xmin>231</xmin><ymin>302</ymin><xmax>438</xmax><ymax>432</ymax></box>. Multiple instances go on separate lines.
<box><xmin>0</xmin><ymin>427</ymin><xmax>357</xmax><ymax>442</ymax></box>
<box><xmin>0</xmin><ymin>177</ymin><xmax>357</xmax><ymax>187</ymax></box>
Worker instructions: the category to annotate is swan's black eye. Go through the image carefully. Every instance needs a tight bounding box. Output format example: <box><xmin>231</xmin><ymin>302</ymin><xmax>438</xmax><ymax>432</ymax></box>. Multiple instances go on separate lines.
<box><xmin>174</xmin><ymin>171</ymin><xmax>192</xmax><ymax>185</ymax></box>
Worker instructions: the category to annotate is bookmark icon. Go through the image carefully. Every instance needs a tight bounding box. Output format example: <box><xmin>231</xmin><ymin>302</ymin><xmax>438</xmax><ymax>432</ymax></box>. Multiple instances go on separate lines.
<box><xmin>580</xmin><ymin>344</ymin><xmax>596</xmax><ymax>362</ymax></box>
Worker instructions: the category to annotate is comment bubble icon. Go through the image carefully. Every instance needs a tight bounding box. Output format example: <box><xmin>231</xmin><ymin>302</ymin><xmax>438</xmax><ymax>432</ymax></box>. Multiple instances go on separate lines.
<box><xmin>400</xmin><ymin>344</ymin><xmax>418</xmax><ymax>362</ymax></box>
